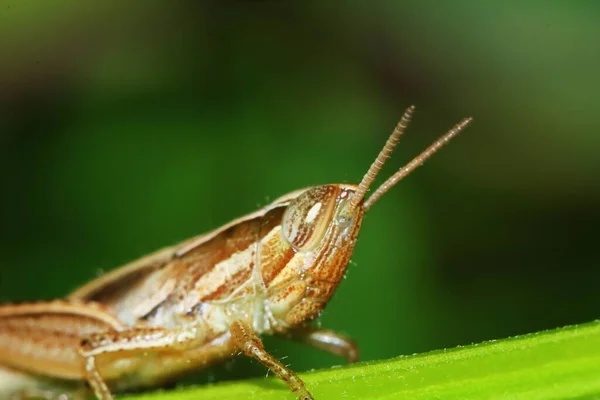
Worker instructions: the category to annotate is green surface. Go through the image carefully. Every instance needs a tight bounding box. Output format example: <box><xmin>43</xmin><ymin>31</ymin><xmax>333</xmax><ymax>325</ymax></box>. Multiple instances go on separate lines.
<box><xmin>125</xmin><ymin>321</ymin><xmax>600</xmax><ymax>400</ymax></box>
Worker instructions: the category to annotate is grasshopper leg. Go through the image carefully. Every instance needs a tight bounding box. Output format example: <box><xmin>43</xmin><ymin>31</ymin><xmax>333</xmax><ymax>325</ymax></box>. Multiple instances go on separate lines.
<box><xmin>10</xmin><ymin>388</ymin><xmax>86</xmax><ymax>400</ymax></box>
<box><xmin>10</xmin><ymin>389</ymin><xmax>58</xmax><ymax>400</ymax></box>
<box><xmin>84</xmin><ymin>356</ymin><xmax>113</xmax><ymax>400</ymax></box>
<box><xmin>79</xmin><ymin>326</ymin><xmax>204</xmax><ymax>400</ymax></box>
<box><xmin>230</xmin><ymin>321</ymin><xmax>313</xmax><ymax>400</ymax></box>
<box><xmin>285</xmin><ymin>327</ymin><xmax>359</xmax><ymax>364</ymax></box>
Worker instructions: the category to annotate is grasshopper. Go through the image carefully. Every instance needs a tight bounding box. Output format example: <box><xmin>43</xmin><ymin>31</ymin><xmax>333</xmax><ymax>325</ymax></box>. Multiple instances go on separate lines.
<box><xmin>0</xmin><ymin>106</ymin><xmax>472</xmax><ymax>400</ymax></box>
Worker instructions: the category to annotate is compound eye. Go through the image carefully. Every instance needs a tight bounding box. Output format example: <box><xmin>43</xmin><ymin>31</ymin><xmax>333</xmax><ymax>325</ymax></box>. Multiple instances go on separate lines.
<box><xmin>282</xmin><ymin>185</ymin><xmax>337</xmax><ymax>251</ymax></box>
<box><xmin>336</xmin><ymin>204</ymin><xmax>354</xmax><ymax>229</ymax></box>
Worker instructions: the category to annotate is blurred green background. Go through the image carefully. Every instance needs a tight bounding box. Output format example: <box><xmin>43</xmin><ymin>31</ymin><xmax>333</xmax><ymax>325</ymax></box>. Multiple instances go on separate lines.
<box><xmin>1</xmin><ymin>0</ymin><xmax>599</xmax><ymax>389</ymax></box>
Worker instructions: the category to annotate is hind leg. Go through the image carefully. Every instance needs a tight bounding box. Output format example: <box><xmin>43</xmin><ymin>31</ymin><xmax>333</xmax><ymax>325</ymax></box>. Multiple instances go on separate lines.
<box><xmin>10</xmin><ymin>388</ymin><xmax>88</xmax><ymax>400</ymax></box>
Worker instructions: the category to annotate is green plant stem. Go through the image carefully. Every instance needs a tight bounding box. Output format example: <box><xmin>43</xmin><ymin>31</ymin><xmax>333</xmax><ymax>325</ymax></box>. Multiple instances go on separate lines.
<box><xmin>126</xmin><ymin>320</ymin><xmax>600</xmax><ymax>400</ymax></box>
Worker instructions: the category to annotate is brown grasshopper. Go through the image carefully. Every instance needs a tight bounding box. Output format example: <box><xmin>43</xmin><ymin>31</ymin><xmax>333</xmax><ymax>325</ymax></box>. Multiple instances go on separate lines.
<box><xmin>0</xmin><ymin>106</ymin><xmax>472</xmax><ymax>400</ymax></box>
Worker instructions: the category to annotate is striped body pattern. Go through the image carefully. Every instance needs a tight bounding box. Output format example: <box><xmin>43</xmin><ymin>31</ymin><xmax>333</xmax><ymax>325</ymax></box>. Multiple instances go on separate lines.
<box><xmin>0</xmin><ymin>107</ymin><xmax>472</xmax><ymax>400</ymax></box>
<box><xmin>94</xmin><ymin>185</ymin><xmax>360</xmax><ymax>333</ymax></box>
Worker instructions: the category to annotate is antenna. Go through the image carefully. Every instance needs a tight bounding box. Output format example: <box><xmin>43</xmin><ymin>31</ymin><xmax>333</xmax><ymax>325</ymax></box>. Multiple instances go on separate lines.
<box><xmin>362</xmin><ymin>116</ymin><xmax>472</xmax><ymax>210</ymax></box>
<box><xmin>348</xmin><ymin>106</ymin><xmax>415</xmax><ymax>210</ymax></box>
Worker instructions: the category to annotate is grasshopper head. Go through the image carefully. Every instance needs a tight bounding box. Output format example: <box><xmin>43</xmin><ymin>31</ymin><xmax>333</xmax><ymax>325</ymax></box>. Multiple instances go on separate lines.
<box><xmin>281</xmin><ymin>184</ymin><xmax>362</xmax><ymax>253</ymax></box>
<box><xmin>269</xmin><ymin>107</ymin><xmax>472</xmax><ymax>327</ymax></box>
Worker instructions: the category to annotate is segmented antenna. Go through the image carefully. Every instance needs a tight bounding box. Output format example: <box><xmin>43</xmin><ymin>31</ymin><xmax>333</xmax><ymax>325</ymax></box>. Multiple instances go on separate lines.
<box><xmin>348</xmin><ymin>106</ymin><xmax>416</xmax><ymax>210</ymax></box>
<box><xmin>362</xmin><ymin>116</ymin><xmax>472</xmax><ymax>210</ymax></box>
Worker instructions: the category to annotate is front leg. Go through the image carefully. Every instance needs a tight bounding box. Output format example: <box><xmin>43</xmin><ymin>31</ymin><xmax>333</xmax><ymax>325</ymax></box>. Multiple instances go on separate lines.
<box><xmin>284</xmin><ymin>326</ymin><xmax>359</xmax><ymax>364</ymax></box>
<box><xmin>230</xmin><ymin>321</ymin><xmax>313</xmax><ymax>400</ymax></box>
<box><xmin>79</xmin><ymin>326</ymin><xmax>204</xmax><ymax>400</ymax></box>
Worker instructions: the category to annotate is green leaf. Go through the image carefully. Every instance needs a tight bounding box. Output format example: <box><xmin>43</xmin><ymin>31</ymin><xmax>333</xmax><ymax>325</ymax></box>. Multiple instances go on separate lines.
<box><xmin>124</xmin><ymin>320</ymin><xmax>600</xmax><ymax>400</ymax></box>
